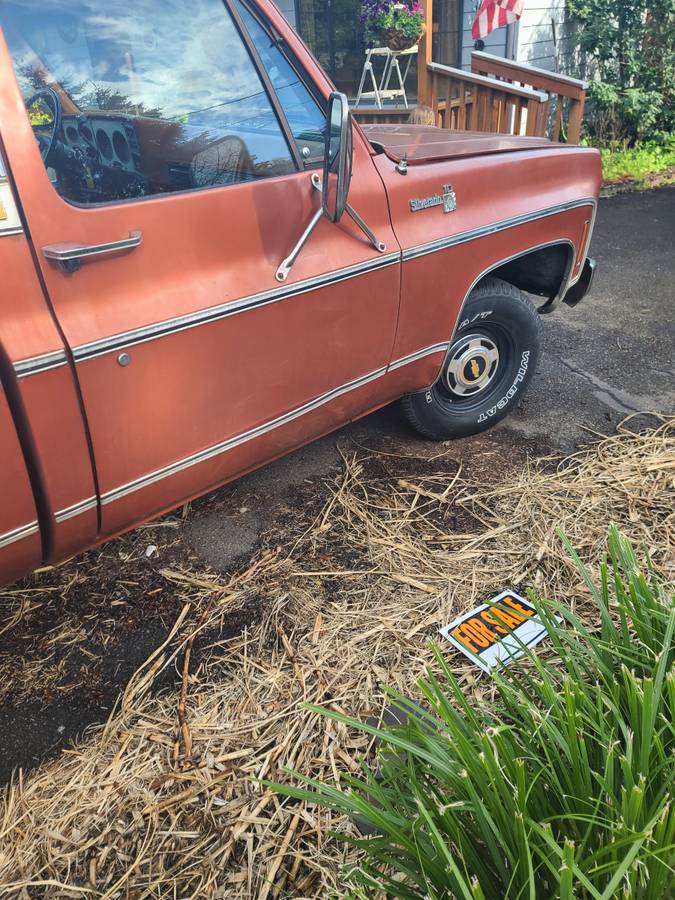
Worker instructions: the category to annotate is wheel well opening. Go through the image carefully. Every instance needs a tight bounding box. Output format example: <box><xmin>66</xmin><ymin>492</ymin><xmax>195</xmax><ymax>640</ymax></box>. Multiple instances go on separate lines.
<box><xmin>479</xmin><ymin>244</ymin><xmax>573</xmax><ymax>302</ymax></box>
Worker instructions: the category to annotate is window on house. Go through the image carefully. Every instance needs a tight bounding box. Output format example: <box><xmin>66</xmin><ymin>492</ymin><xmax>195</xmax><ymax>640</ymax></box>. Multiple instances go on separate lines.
<box><xmin>296</xmin><ymin>0</ymin><xmax>363</xmax><ymax>98</ymax></box>
<box><xmin>235</xmin><ymin>0</ymin><xmax>326</xmax><ymax>163</ymax></box>
<box><xmin>433</xmin><ymin>0</ymin><xmax>462</xmax><ymax>68</ymax></box>
<box><xmin>0</xmin><ymin>0</ymin><xmax>297</xmax><ymax>206</ymax></box>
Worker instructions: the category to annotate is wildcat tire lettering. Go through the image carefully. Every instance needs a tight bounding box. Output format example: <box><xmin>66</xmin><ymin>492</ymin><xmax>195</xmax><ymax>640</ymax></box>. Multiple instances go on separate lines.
<box><xmin>478</xmin><ymin>351</ymin><xmax>530</xmax><ymax>423</ymax></box>
<box><xmin>402</xmin><ymin>280</ymin><xmax>542</xmax><ymax>440</ymax></box>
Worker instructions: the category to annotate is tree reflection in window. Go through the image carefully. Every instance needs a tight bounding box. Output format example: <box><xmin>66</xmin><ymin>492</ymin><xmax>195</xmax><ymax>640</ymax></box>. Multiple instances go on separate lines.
<box><xmin>1</xmin><ymin>0</ymin><xmax>297</xmax><ymax>204</ymax></box>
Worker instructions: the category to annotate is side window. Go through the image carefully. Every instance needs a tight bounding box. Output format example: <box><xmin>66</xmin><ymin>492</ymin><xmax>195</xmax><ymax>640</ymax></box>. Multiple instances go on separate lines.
<box><xmin>0</xmin><ymin>0</ymin><xmax>296</xmax><ymax>206</ymax></box>
<box><xmin>235</xmin><ymin>1</ymin><xmax>326</xmax><ymax>164</ymax></box>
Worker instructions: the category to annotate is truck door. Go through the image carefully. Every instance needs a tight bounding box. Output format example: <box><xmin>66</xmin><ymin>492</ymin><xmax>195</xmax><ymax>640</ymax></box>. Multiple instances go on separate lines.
<box><xmin>0</xmin><ymin>0</ymin><xmax>400</xmax><ymax>538</ymax></box>
<box><xmin>0</xmin><ymin>386</ymin><xmax>41</xmax><ymax>584</ymax></box>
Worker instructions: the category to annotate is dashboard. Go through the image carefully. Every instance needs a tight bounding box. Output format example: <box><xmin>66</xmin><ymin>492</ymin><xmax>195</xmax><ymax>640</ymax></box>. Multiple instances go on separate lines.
<box><xmin>36</xmin><ymin>108</ymin><xmax>286</xmax><ymax>205</ymax></box>
<box><xmin>61</xmin><ymin>114</ymin><xmax>143</xmax><ymax>177</ymax></box>
<box><xmin>44</xmin><ymin>112</ymin><xmax>149</xmax><ymax>204</ymax></box>
<box><xmin>42</xmin><ymin>111</ymin><xmax>251</xmax><ymax>204</ymax></box>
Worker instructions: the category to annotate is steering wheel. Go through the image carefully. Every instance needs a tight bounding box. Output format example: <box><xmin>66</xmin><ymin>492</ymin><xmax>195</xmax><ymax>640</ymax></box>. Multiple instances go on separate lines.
<box><xmin>25</xmin><ymin>87</ymin><xmax>62</xmax><ymax>163</ymax></box>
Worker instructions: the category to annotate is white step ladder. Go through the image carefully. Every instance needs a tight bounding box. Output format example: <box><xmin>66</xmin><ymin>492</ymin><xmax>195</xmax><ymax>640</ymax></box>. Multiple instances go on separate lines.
<box><xmin>354</xmin><ymin>45</ymin><xmax>418</xmax><ymax>109</ymax></box>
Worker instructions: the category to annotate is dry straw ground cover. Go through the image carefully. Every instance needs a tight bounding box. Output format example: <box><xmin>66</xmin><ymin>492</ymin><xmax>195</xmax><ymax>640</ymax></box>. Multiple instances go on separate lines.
<box><xmin>0</xmin><ymin>416</ymin><xmax>673</xmax><ymax>897</ymax></box>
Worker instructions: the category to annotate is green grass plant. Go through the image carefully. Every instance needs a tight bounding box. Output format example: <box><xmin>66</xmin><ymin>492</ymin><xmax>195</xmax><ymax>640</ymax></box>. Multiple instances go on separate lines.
<box><xmin>268</xmin><ymin>528</ymin><xmax>675</xmax><ymax>898</ymax></box>
<box><xmin>595</xmin><ymin>136</ymin><xmax>675</xmax><ymax>186</ymax></box>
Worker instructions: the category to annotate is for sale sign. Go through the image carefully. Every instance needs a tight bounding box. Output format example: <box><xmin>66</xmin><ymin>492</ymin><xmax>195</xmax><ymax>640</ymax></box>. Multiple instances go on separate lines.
<box><xmin>439</xmin><ymin>590</ymin><xmax>559</xmax><ymax>672</ymax></box>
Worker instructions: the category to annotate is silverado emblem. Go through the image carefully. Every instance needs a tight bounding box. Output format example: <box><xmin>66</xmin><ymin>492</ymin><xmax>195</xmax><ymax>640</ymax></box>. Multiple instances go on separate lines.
<box><xmin>410</xmin><ymin>184</ymin><xmax>456</xmax><ymax>213</ymax></box>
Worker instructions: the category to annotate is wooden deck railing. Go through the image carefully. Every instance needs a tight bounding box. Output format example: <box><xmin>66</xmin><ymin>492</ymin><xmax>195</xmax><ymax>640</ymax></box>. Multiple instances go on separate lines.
<box><xmin>425</xmin><ymin>61</ymin><xmax>549</xmax><ymax>136</ymax></box>
<box><xmin>471</xmin><ymin>51</ymin><xmax>587</xmax><ymax>144</ymax></box>
<box><xmin>353</xmin><ymin>64</ymin><xmax>549</xmax><ymax>134</ymax></box>
<box><xmin>353</xmin><ymin>0</ymin><xmax>586</xmax><ymax>143</ymax></box>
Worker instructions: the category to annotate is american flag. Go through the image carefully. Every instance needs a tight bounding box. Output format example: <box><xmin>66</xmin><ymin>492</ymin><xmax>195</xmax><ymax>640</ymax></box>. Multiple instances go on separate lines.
<box><xmin>472</xmin><ymin>0</ymin><xmax>525</xmax><ymax>40</ymax></box>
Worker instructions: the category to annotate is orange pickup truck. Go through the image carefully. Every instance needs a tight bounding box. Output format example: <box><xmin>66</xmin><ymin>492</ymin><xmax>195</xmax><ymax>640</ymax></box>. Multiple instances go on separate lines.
<box><xmin>0</xmin><ymin>0</ymin><xmax>599</xmax><ymax>586</ymax></box>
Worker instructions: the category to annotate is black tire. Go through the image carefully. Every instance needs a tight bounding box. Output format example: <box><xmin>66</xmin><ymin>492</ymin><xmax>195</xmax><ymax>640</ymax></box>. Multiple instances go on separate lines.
<box><xmin>401</xmin><ymin>277</ymin><xmax>542</xmax><ymax>440</ymax></box>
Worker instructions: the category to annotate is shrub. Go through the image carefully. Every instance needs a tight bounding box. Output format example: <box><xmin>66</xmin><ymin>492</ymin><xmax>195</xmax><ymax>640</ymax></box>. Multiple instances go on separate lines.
<box><xmin>594</xmin><ymin>136</ymin><xmax>675</xmax><ymax>185</ymax></box>
<box><xmin>269</xmin><ymin>527</ymin><xmax>675</xmax><ymax>898</ymax></box>
<box><xmin>567</xmin><ymin>0</ymin><xmax>675</xmax><ymax>142</ymax></box>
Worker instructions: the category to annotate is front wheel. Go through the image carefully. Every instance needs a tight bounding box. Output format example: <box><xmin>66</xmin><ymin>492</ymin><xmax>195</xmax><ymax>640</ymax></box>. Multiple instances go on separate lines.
<box><xmin>401</xmin><ymin>278</ymin><xmax>542</xmax><ymax>440</ymax></box>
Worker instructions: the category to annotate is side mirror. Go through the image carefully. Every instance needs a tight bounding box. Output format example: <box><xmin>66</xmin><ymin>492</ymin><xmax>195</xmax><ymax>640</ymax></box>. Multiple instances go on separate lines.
<box><xmin>275</xmin><ymin>94</ymin><xmax>382</xmax><ymax>282</ymax></box>
<box><xmin>322</xmin><ymin>92</ymin><xmax>352</xmax><ymax>223</ymax></box>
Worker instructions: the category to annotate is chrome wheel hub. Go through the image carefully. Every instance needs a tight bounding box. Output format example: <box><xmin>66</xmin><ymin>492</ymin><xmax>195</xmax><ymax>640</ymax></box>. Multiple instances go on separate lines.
<box><xmin>443</xmin><ymin>333</ymin><xmax>500</xmax><ymax>398</ymax></box>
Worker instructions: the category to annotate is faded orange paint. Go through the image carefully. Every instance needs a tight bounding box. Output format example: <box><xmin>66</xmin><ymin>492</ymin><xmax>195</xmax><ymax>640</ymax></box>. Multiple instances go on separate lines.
<box><xmin>0</xmin><ymin>0</ymin><xmax>601</xmax><ymax>586</ymax></box>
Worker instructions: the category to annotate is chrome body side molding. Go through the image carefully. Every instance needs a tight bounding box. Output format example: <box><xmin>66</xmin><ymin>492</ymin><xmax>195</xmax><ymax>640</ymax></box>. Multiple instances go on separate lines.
<box><xmin>387</xmin><ymin>342</ymin><xmax>449</xmax><ymax>371</ymax></box>
<box><xmin>402</xmin><ymin>198</ymin><xmax>597</xmax><ymax>263</ymax></box>
<box><xmin>73</xmin><ymin>252</ymin><xmax>402</xmax><ymax>362</ymax></box>
<box><xmin>0</xmin><ymin>520</ymin><xmax>39</xmax><ymax>549</ymax></box>
<box><xmin>101</xmin><ymin>364</ymin><xmax>389</xmax><ymax>505</ymax></box>
<box><xmin>0</xmin><ymin>503</ymin><xmax>96</xmax><ymax>540</ymax></box>
<box><xmin>54</xmin><ymin>496</ymin><xmax>98</xmax><ymax>523</ymax></box>
<box><xmin>100</xmin><ymin>342</ymin><xmax>449</xmax><ymax>506</ymax></box>
<box><xmin>14</xmin><ymin>350</ymin><xmax>68</xmax><ymax>378</ymax></box>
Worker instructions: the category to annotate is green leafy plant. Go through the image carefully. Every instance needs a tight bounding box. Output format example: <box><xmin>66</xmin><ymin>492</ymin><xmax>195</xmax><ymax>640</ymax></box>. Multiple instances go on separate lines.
<box><xmin>592</xmin><ymin>136</ymin><xmax>675</xmax><ymax>186</ymax></box>
<box><xmin>360</xmin><ymin>1</ymin><xmax>424</xmax><ymax>48</ymax></box>
<box><xmin>566</xmin><ymin>0</ymin><xmax>674</xmax><ymax>142</ymax></box>
<box><xmin>268</xmin><ymin>527</ymin><xmax>675</xmax><ymax>898</ymax></box>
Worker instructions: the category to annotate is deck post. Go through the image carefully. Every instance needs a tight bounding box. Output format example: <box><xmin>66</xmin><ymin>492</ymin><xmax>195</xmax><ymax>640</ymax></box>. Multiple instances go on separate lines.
<box><xmin>417</xmin><ymin>0</ymin><xmax>433</xmax><ymax>107</ymax></box>
<box><xmin>567</xmin><ymin>93</ymin><xmax>585</xmax><ymax>144</ymax></box>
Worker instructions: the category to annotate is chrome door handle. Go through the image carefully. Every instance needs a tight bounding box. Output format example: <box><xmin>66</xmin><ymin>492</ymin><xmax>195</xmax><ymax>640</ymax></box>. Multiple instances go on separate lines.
<box><xmin>43</xmin><ymin>231</ymin><xmax>142</xmax><ymax>273</ymax></box>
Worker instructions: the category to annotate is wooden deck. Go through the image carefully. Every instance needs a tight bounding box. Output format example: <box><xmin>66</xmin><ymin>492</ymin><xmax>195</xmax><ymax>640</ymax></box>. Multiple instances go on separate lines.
<box><xmin>354</xmin><ymin>0</ymin><xmax>586</xmax><ymax>144</ymax></box>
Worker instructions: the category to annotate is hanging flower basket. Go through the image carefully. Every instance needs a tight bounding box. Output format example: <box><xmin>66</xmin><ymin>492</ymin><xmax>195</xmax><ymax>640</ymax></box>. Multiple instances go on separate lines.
<box><xmin>383</xmin><ymin>21</ymin><xmax>425</xmax><ymax>51</ymax></box>
<box><xmin>361</xmin><ymin>1</ymin><xmax>425</xmax><ymax>52</ymax></box>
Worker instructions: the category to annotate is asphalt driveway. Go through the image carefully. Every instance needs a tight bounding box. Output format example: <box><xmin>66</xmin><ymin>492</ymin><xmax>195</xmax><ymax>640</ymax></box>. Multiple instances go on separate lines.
<box><xmin>519</xmin><ymin>184</ymin><xmax>674</xmax><ymax>445</ymax></box>
<box><xmin>0</xmin><ymin>185</ymin><xmax>673</xmax><ymax>781</ymax></box>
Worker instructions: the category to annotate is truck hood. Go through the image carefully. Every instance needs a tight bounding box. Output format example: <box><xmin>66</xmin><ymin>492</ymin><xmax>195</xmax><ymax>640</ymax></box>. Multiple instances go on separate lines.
<box><xmin>360</xmin><ymin>124</ymin><xmax>552</xmax><ymax>164</ymax></box>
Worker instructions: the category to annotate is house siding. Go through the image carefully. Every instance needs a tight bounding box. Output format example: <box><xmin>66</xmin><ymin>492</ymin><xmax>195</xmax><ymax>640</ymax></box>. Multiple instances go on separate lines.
<box><xmin>514</xmin><ymin>0</ymin><xmax>575</xmax><ymax>72</ymax></box>
<box><xmin>460</xmin><ymin>6</ymin><xmax>508</xmax><ymax>69</ymax></box>
<box><xmin>459</xmin><ymin>1</ymin><xmax>576</xmax><ymax>75</ymax></box>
